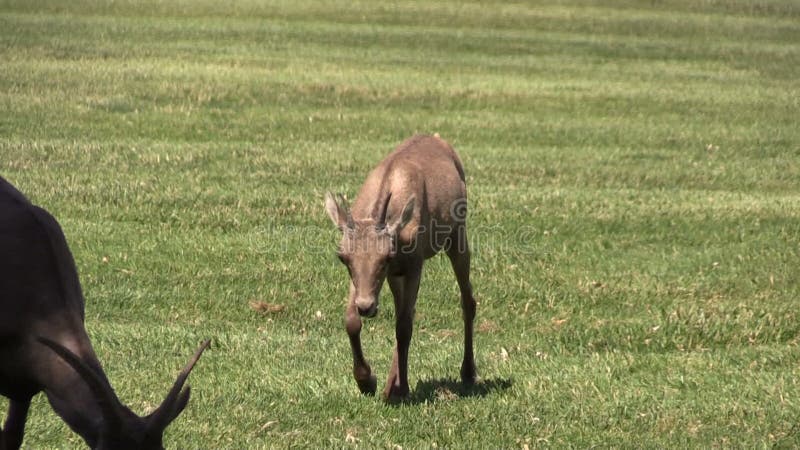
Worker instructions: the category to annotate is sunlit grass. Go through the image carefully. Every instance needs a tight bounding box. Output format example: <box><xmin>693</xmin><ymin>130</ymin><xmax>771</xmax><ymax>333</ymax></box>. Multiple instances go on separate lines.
<box><xmin>1</xmin><ymin>0</ymin><xmax>799</xmax><ymax>447</ymax></box>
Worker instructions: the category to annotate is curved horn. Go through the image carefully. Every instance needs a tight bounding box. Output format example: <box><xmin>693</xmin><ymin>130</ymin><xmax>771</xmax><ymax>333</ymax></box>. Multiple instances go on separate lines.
<box><xmin>147</xmin><ymin>339</ymin><xmax>211</xmax><ymax>434</ymax></box>
<box><xmin>377</xmin><ymin>192</ymin><xmax>392</xmax><ymax>227</ymax></box>
<box><xmin>37</xmin><ymin>337</ymin><xmax>124</xmax><ymax>431</ymax></box>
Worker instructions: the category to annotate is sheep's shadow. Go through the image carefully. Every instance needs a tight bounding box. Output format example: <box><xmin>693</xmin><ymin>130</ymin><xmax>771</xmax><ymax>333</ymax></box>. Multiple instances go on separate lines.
<box><xmin>395</xmin><ymin>377</ymin><xmax>513</xmax><ymax>406</ymax></box>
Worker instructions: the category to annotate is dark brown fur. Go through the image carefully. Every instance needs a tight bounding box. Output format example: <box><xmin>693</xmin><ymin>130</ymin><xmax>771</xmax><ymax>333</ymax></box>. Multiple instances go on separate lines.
<box><xmin>0</xmin><ymin>176</ymin><xmax>209</xmax><ymax>449</ymax></box>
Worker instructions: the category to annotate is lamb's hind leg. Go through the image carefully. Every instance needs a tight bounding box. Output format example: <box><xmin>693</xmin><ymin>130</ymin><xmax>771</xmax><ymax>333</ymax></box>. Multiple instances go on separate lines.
<box><xmin>345</xmin><ymin>285</ymin><xmax>377</xmax><ymax>395</ymax></box>
<box><xmin>3</xmin><ymin>398</ymin><xmax>31</xmax><ymax>450</ymax></box>
<box><xmin>447</xmin><ymin>224</ymin><xmax>477</xmax><ymax>384</ymax></box>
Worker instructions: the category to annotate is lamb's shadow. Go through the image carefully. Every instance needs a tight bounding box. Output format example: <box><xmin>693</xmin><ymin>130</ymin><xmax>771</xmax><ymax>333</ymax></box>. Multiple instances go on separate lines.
<box><xmin>399</xmin><ymin>377</ymin><xmax>513</xmax><ymax>405</ymax></box>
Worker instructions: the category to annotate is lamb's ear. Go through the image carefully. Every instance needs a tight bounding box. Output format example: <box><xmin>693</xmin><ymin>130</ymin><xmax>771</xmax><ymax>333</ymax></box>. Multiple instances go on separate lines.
<box><xmin>325</xmin><ymin>192</ymin><xmax>352</xmax><ymax>230</ymax></box>
<box><xmin>387</xmin><ymin>196</ymin><xmax>415</xmax><ymax>235</ymax></box>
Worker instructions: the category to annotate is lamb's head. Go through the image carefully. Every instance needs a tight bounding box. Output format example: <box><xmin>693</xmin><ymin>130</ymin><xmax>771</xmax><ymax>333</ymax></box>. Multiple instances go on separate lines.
<box><xmin>324</xmin><ymin>193</ymin><xmax>414</xmax><ymax>317</ymax></box>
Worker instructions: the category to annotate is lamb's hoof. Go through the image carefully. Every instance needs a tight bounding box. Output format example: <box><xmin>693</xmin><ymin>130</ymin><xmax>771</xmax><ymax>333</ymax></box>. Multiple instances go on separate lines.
<box><xmin>460</xmin><ymin>363</ymin><xmax>478</xmax><ymax>385</ymax></box>
<box><xmin>356</xmin><ymin>374</ymin><xmax>377</xmax><ymax>395</ymax></box>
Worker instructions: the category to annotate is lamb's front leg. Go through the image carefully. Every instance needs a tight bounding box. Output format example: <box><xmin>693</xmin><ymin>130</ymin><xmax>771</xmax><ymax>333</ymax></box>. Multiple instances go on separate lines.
<box><xmin>345</xmin><ymin>300</ymin><xmax>376</xmax><ymax>395</ymax></box>
<box><xmin>384</xmin><ymin>267</ymin><xmax>421</xmax><ymax>401</ymax></box>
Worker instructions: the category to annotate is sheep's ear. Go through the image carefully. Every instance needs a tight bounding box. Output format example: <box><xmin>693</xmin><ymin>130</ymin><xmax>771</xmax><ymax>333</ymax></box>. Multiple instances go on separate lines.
<box><xmin>387</xmin><ymin>196</ymin><xmax>415</xmax><ymax>235</ymax></box>
<box><xmin>325</xmin><ymin>192</ymin><xmax>353</xmax><ymax>230</ymax></box>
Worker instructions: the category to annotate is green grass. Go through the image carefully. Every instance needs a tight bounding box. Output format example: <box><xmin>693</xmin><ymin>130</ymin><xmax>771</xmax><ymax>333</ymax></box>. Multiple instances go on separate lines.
<box><xmin>2</xmin><ymin>0</ymin><xmax>799</xmax><ymax>447</ymax></box>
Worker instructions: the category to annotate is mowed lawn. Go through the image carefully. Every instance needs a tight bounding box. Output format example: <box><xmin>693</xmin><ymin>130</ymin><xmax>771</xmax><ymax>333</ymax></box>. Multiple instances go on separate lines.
<box><xmin>2</xmin><ymin>0</ymin><xmax>799</xmax><ymax>447</ymax></box>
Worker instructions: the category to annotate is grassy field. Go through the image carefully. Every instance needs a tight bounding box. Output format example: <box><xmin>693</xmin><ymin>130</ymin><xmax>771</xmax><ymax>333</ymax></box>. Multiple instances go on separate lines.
<box><xmin>2</xmin><ymin>0</ymin><xmax>799</xmax><ymax>447</ymax></box>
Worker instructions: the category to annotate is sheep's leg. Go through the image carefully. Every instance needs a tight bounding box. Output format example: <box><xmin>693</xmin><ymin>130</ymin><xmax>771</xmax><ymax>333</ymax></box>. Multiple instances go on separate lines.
<box><xmin>345</xmin><ymin>284</ymin><xmax>376</xmax><ymax>395</ymax></box>
<box><xmin>447</xmin><ymin>224</ymin><xmax>477</xmax><ymax>384</ymax></box>
<box><xmin>3</xmin><ymin>398</ymin><xmax>31</xmax><ymax>450</ymax></box>
<box><xmin>383</xmin><ymin>264</ymin><xmax>422</xmax><ymax>400</ymax></box>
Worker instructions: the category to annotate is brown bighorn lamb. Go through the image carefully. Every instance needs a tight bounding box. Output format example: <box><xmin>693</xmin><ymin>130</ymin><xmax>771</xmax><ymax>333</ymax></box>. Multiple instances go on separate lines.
<box><xmin>0</xmin><ymin>176</ymin><xmax>209</xmax><ymax>450</ymax></box>
<box><xmin>325</xmin><ymin>134</ymin><xmax>477</xmax><ymax>400</ymax></box>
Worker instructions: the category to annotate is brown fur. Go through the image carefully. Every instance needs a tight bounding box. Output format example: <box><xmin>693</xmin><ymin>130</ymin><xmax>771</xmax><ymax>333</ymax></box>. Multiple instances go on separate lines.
<box><xmin>325</xmin><ymin>134</ymin><xmax>477</xmax><ymax>400</ymax></box>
